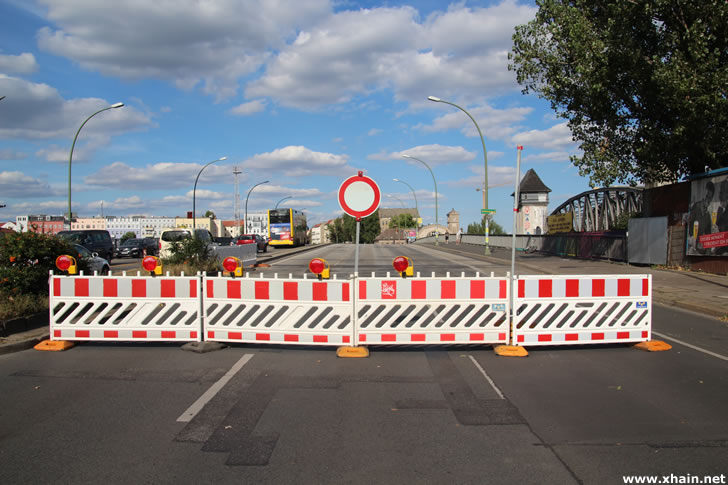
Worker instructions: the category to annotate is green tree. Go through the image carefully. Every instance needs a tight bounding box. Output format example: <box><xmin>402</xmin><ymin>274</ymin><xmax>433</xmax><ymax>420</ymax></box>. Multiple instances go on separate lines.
<box><xmin>467</xmin><ymin>217</ymin><xmax>506</xmax><ymax>235</ymax></box>
<box><xmin>120</xmin><ymin>231</ymin><xmax>137</xmax><ymax>243</ymax></box>
<box><xmin>327</xmin><ymin>211</ymin><xmax>381</xmax><ymax>244</ymax></box>
<box><xmin>509</xmin><ymin>0</ymin><xmax>728</xmax><ymax>187</ymax></box>
<box><xmin>204</xmin><ymin>210</ymin><xmax>216</xmax><ymax>219</ymax></box>
<box><xmin>389</xmin><ymin>213</ymin><xmax>416</xmax><ymax>229</ymax></box>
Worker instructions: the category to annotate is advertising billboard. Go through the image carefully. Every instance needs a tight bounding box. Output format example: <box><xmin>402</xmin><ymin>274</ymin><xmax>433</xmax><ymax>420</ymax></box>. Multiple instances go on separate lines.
<box><xmin>686</xmin><ymin>173</ymin><xmax>728</xmax><ymax>256</ymax></box>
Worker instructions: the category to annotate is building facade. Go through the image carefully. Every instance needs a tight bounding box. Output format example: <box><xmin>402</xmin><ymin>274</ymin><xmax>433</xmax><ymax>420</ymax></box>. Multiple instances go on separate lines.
<box><xmin>16</xmin><ymin>215</ymin><xmax>65</xmax><ymax>234</ymax></box>
<box><xmin>514</xmin><ymin>169</ymin><xmax>551</xmax><ymax>235</ymax></box>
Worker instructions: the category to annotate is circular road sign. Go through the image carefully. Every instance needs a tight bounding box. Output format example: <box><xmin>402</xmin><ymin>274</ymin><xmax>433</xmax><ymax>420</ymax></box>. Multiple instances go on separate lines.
<box><xmin>338</xmin><ymin>171</ymin><xmax>381</xmax><ymax>219</ymax></box>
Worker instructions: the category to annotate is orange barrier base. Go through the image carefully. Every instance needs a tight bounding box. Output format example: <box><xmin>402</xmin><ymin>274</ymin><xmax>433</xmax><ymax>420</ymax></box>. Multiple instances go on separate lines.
<box><xmin>34</xmin><ymin>339</ymin><xmax>75</xmax><ymax>352</ymax></box>
<box><xmin>494</xmin><ymin>345</ymin><xmax>529</xmax><ymax>357</ymax></box>
<box><xmin>634</xmin><ymin>340</ymin><xmax>672</xmax><ymax>352</ymax></box>
<box><xmin>336</xmin><ymin>346</ymin><xmax>369</xmax><ymax>358</ymax></box>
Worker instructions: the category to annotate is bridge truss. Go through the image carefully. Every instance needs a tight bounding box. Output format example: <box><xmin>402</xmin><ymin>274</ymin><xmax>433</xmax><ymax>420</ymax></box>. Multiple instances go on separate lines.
<box><xmin>550</xmin><ymin>187</ymin><xmax>643</xmax><ymax>232</ymax></box>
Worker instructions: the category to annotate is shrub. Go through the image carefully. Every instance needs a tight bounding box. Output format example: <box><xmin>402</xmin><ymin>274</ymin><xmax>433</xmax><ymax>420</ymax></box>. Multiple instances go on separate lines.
<box><xmin>0</xmin><ymin>232</ymin><xmax>85</xmax><ymax>297</ymax></box>
<box><xmin>162</xmin><ymin>236</ymin><xmax>219</xmax><ymax>274</ymax></box>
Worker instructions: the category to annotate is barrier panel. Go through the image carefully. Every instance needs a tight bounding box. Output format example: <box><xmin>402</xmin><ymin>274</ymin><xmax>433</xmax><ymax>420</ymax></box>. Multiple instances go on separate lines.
<box><xmin>355</xmin><ymin>273</ymin><xmax>509</xmax><ymax>345</ymax></box>
<box><xmin>203</xmin><ymin>275</ymin><xmax>353</xmax><ymax>346</ymax></box>
<box><xmin>50</xmin><ymin>273</ymin><xmax>202</xmax><ymax>342</ymax></box>
<box><xmin>512</xmin><ymin>274</ymin><xmax>651</xmax><ymax>346</ymax></box>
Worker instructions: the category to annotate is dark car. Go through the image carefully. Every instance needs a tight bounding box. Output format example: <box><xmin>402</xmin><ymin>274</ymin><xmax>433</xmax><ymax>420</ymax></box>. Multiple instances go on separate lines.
<box><xmin>236</xmin><ymin>234</ymin><xmax>267</xmax><ymax>252</ymax></box>
<box><xmin>117</xmin><ymin>238</ymin><xmax>157</xmax><ymax>258</ymax></box>
<box><xmin>57</xmin><ymin>230</ymin><xmax>114</xmax><ymax>261</ymax></box>
<box><xmin>213</xmin><ymin>236</ymin><xmax>234</xmax><ymax>246</ymax></box>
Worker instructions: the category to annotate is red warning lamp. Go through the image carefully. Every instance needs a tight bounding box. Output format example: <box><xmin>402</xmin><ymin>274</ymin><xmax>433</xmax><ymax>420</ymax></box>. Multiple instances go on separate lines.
<box><xmin>55</xmin><ymin>255</ymin><xmax>77</xmax><ymax>275</ymax></box>
<box><xmin>142</xmin><ymin>256</ymin><xmax>162</xmax><ymax>276</ymax></box>
<box><xmin>222</xmin><ymin>256</ymin><xmax>243</xmax><ymax>277</ymax></box>
<box><xmin>308</xmin><ymin>258</ymin><xmax>330</xmax><ymax>280</ymax></box>
<box><xmin>392</xmin><ymin>256</ymin><xmax>413</xmax><ymax>278</ymax></box>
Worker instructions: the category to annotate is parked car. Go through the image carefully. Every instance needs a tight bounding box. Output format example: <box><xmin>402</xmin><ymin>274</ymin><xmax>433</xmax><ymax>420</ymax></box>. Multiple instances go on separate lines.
<box><xmin>117</xmin><ymin>238</ymin><xmax>157</xmax><ymax>258</ymax></box>
<box><xmin>236</xmin><ymin>234</ymin><xmax>267</xmax><ymax>252</ymax></box>
<box><xmin>213</xmin><ymin>236</ymin><xmax>235</xmax><ymax>246</ymax></box>
<box><xmin>73</xmin><ymin>243</ymin><xmax>110</xmax><ymax>275</ymax></box>
<box><xmin>57</xmin><ymin>230</ymin><xmax>114</xmax><ymax>261</ymax></box>
<box><xmin>159</xmin><ymin>228</ymin><xmax>214</xmax><ymax>259</ymax></box>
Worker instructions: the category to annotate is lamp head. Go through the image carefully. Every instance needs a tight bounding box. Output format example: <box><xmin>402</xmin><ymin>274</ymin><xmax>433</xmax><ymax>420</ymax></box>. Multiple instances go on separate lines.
<box><xmin>402</xmin><ymin>154</ymin><xmax>412</xmax><ymax>159</ymax></box>
<box><xmin>427</xmin><ymin>96</ymin><xmax>441</xmax><ymax>102</ymax></box>
<box><xmin>111</xmin><ymin>102</ymin><xmax>124</xmax><ymax>108</ymax></box>
<box><xmin>393</xmin><ymin>178</ymin><xmax>400</xmax><ymax>182</ymax></box>
<box><xmin>219</xmin><ymin>156</ymin><xmax>228</xmax><ymax>161</ymax></box>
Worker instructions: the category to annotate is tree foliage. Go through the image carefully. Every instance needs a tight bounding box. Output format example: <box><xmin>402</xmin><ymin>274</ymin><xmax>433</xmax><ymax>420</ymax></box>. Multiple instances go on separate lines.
<box><xmin>389</xmin><ymin>213</ymin><xmax>416</xmax><ymax>229</ymax></box>
<box><xmin>467</xmin><ymin>217</ymin><xmax>506</xmax><ymax>236</ymax></box>
<box><xmin>327</xmin><ymin>211</ymin><xmax>381</xmax><ymax>244</ymax></box>
<box><xmin>509</xmin><ymin>0</ymin><xmax>728</xmax><ymax>186</ymax></box>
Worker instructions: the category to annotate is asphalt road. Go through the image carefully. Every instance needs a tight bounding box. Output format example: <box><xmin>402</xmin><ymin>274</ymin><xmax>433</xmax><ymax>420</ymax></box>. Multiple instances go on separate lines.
<box><xmin>1</xmin><ymin>244</ymin><xmax>726</xmax><ymax>484</ymax></box>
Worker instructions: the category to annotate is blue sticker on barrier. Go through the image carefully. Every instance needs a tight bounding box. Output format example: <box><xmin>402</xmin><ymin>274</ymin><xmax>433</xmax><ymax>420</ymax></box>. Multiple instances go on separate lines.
<box><xmin>636</xmin><ymin>301</ymin><xmax>647</xmax><ymax>309</ymax></box>
<box><xmin>492</xmin><ymin>304</ymin><xmax>506</xmax><ymax>312</ymax></box>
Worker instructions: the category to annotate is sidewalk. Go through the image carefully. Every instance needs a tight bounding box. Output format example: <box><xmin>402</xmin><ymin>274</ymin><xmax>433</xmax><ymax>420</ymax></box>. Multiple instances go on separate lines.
<box><xmin>435</xmin><ymin>243</ymin><xmax>728</xmax><ymax>319</ymax></box>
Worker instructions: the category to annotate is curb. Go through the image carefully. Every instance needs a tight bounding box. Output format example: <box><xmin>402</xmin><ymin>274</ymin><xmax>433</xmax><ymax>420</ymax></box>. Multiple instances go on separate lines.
<box><xmin>0</xmin><ymin>330</ymin><xmax>49</xmax><ymax>356</ymax></box>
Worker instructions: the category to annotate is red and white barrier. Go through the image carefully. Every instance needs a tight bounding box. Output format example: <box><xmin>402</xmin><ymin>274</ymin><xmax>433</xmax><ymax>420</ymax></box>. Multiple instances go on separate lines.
<box><xmin>203</xmin><ymin>275</ymin><xmax>353</xmax><ymax>346</ymax></box>
<box><xmin>50</xmin><ymin>274</ymin><xmax>202</xmax><ymax>342</ymax></box>
<box><xmin>355</xmin><ymin>275</ymin><xmax>509</xmax><ymax>345</ymax></box>
<box><xmin>512</xmin><ymin>275</ymin><xmax>651</xmax><ymax>346</ymax></box>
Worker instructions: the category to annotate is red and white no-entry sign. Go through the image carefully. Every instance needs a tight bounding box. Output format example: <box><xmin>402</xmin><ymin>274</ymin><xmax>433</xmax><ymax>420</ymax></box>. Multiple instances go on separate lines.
<box><xmin>338</xmin><ymin>171</ymin><xmax>381</xmax><ymax>219</ymax></box>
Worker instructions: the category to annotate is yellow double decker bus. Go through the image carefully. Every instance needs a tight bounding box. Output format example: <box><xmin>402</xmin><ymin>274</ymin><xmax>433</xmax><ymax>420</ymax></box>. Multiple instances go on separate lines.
<box><xmin>268</xmin><ymin>208</ymin><xmax>307</xmax><ymax>247</ymax></box>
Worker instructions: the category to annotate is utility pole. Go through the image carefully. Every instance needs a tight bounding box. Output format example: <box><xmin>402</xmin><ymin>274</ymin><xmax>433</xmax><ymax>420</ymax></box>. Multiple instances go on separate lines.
<box><xmin>233</xmin><ymin>167</ymin><xmax>242</xmax><ymax>237</ymax></box>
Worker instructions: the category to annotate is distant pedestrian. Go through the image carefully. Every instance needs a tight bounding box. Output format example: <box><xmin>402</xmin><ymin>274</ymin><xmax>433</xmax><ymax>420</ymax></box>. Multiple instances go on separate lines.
<box><xmin>445</xmin><ymin>232</ymin><xmax>449</xmax><ymax>244</ymax></box>
<box><xmin>456</xmin><ymin>228</ymin><xmax>462</xmax><ymax>245</ymax></box>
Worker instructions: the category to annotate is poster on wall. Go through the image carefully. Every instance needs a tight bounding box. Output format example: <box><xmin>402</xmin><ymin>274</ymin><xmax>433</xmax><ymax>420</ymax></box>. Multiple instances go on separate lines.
<box><xmin>686</xmin><ymin>173</ymin><xmax>728</xmax><ymax>256</ymax></box>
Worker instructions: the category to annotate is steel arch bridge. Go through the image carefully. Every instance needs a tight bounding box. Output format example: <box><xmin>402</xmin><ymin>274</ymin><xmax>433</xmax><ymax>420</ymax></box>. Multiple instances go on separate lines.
<box><xmin>550</xmin><ymin>187</ymin><xmax>643</xmax><ymax>232</ymax></box>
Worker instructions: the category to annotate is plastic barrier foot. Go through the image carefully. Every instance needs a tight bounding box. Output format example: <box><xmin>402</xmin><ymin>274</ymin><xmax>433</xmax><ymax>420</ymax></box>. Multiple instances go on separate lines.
<box><xmin>494</xmin><ymin>345</ymin><xmax>529</xmax><ymax>357</ymax></box>
<box><xmin>34</xmin><ymin>339</ymin><xmax>75</xmax><ymax>352</ymax></box>
<box><xmin>633</xmin><ymin>340</ymin><xmax>672</xmax><ymax>352</ymax></box>
<box><xmin>337</xmin><ymin>346</ymin><xmax>369</xmax><ymax>358</ymax></box>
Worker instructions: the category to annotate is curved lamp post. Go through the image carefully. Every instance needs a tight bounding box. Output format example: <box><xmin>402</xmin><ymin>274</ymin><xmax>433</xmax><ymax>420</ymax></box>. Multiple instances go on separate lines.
<box><xmin>393</xmin><ymin>178</ymin><xmax>419</xmax><ymax>225</ymax></box>
<box><xmin>275</xmin><ymin>196</ymin><xmax>293</xmax><ymax>209</ymax></box>
<box><xmin>245</xmin><ymin>180</ymin><xmax>269</xmax><ymax>234</ymax></box>
<box><xmin>428</xmin><ymin>95</ymin><xmax>491</xmax><ymax>254</ymax></box>
<box><xmin>67</xmin><ymin>102</ymin><xmax>124</xmax><ymax>229</ymax></box>
<box><xmin>402</xmin><ymin>154</ymin><xmax>439</xmax><ymax>246</ymax></box>
<box><xmin>192</xmin><ymin>156</ymin><xmax>227</xmax><ymax>230</ymax></box>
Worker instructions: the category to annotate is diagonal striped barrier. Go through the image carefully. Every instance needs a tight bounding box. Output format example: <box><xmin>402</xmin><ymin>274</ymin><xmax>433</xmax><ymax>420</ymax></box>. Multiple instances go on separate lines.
<box><xmin>50</xmin><ymin>273</ymin><xmax>202</xmax><ymax>342</ymax></box>
<box><xmin>512</xmin><ymin>274</ymin><xmax>651</xmax><ymax>346</ymax></box>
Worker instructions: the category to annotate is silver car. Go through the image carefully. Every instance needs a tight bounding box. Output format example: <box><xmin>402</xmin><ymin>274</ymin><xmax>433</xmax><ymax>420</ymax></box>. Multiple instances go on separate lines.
<box><xmin>74</xmin><ymin>243</ymin><xmax>110</xmax><ymax>275</ymax></box>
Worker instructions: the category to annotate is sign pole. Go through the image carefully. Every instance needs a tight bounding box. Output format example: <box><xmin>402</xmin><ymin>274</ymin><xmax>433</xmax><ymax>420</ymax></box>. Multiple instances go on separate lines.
<box><xmin>354</xmin><ymin>218</ymin><xmax>361</xmax><ymax>277</ymax></box>
<box><xmin>510</xmin><ymin>146</ymin><xmax>523</xmax><ymax>344</ymax></box>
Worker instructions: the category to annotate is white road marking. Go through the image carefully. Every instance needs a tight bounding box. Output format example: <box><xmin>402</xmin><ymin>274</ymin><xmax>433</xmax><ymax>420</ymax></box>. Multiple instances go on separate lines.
<box><xmin>652</xmin><ymin>331</ymin><xmax>728</xmax><ymax>362</ymax></box>
<box><xmin>177</xmin><ymin>354</ymin><xmax>254</xmax><ymax>423</ymax></box>
<box><xmin>468</xmin><ymin>355</ymin><xmax>505</xmax><ymax>400</ymax></box>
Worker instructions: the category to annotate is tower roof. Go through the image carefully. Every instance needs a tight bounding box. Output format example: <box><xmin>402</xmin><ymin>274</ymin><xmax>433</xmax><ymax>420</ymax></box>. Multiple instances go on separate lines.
<box><xmin>513</xmin><ymin>168</ymin><xmax>551</xmax><ymax>194</ymax></box>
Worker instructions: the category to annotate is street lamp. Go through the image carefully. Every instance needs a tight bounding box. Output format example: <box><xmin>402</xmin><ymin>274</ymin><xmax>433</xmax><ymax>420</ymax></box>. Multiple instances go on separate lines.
<box><xmin>393</xmin><ymin>178</ymin><xmax>419</xmax><ymax>225</ymax></box>
<box><xmin>428</xmin><ymin>95</ymin><xmax>491</xmax><ymax>255</ymax></box>
<box><xmin>402</xmin><ymin>154</ymin><xmax>439</xmax><ymax>246</ymax></box>
<box><xmin>67</xmin><ymin>102</ymin><xmax>124</xmax><ymax>229</ymax></box>
<box><xmin>192</xmin><ymin>156</ymin><xmax>227</xmax><ymax>231</ymax></box>
<box><xmin>245</xmin><ymin>180</ymin><xmax>269</xmax><ymax>234</ymax></box>
<box><xmin>275</xmin><ymin>196</ymin><xmax>293</xmax><ymax>209</ymax></box>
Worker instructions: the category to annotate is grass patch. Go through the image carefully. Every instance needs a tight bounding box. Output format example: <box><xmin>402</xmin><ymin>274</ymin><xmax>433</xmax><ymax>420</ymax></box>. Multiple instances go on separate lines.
<box><xmin>0</xmin><ymin>294</ymin><xmax>48</xmax><ymax>321</ymax></box>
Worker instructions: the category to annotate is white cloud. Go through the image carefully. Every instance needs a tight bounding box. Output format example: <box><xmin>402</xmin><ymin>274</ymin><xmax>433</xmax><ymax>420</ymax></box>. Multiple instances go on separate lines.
<box><xmin>0</xmin><ymin>74</ymin><xmax>153</xmax><ymax>140</ymax></box>
<box><xmin>417</xmin><ymin>103</ymin><xmax>533</xmax><ymax>142</ymax></box>
<box><xmin>243</xmin><ymin>146</ymin><xmax>353</xmax><ymax>176</ymax></box>
<box><xmin>229</xmin><ymin>99</ymin><xmax>266</xmax><ymax>116</ymax></box>
<box><xmin>0</xmin><ymin>171</ymin><xmax>59</xmax><ymax>197</ymax></box>
<box><xmin>0</xmin><ymin>149</ymin><xmax>27</xmax><ymax>160</ymax></box>
<box><xmin>84</xmin><ymin>161</ymin><xmax>238</xmax><ymax>188</ymax></box>
<box><xmin>368</xmin><ymin>144</ymin><xmax>475</xmax><ymax>165</ymax></box>
<box><xmin>511</xmin><ymin>123</ymin><xmax>575</xmax><ymax>151</ymax></box>
<box><xmin>36</xmin><ymin>0</ymin><xmax>332</xmax><ymax>101</ymax></box>
<box><xmin>522</xmin><ymin>151</ymin><xmax>571</xmax><ymax>163</ymax></box>
<box><xmin>0</xmin><ymin>52</ymin><xmax>39</xmax><ymax>74</ymax></box>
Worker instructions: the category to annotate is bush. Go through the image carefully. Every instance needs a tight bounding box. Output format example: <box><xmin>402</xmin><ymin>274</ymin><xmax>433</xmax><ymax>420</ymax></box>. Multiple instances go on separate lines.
<box><xmin>0</xmin><ymin>232</ymin><xmax>85</xmax><ymax>298</ymax></box>
<box><xmin>162</xmin><ymin>236</ymin><xmax>219</xmax><ymax>274</ymax></box>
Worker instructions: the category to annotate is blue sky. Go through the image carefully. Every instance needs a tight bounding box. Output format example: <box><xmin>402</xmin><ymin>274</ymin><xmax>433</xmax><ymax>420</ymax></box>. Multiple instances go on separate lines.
<box><xmin>0</xmin><ymin>0</ymin><xmax>591</xmax><ymax>230</ymax></box>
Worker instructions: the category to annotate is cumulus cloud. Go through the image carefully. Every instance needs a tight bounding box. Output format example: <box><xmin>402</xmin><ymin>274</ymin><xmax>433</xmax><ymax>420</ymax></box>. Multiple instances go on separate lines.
<box><xmin>0</xmin><ymin>52</ymin><xmax>39</xmax><ymax>74</ymax></box>
<box><xmin>243</xmin><ymin>146</ymin><xmax>353</xmax><ymax>176</ymax></box>
<box><xmin>0</xmin><ymin>171</ymin><xmax>60</xmax><ymax>197</ymax></box>
<box><xmin>511</xmin><ymin>123</ymin><xmax>575</xmax><ymax>151</ymax></box>
<box><xmin>229</xmin><ymin>99</ymin><xmax>266</xmax><ymax>116</ymax></box>
<box><xmin>84</xmin><ymin>161</ymin><xmax>238</xmax><ymax>189</ymax></box>
<box><xmin>0</xmin><ymin>74</ymin><xmax>152</xmax><ymax>140</ymax></box>
<box><xmin>368</xmin><ymin>144</ymin><xmax>475</xmax><ymax>165</ymax></box>
<box><xmin>417</xmin><ymin>103</ymin><xmax>533</xmax><ymax>142</ymax></box>
<box><xmin>36</xmin><ymin>0</ymin><xmax>331</xmax><ymax>101</ymax></box>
